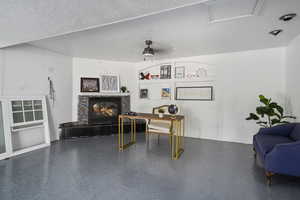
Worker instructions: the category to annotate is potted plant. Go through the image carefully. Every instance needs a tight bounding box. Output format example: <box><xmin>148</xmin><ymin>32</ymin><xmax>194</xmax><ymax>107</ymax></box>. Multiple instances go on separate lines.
<box><xmin>120</xmin><ymin>86</ymin><xmax>128</xmax><ymax>93</ymax></box>
<box><xmin>246</xmin><ymin>95</ymin><xmax>296</xmax><ymax>128</ymax></box>
<box><xmin>158</xmin><ymin>108</ymin><xmax>165</xmax><ymax>118</ymax></box>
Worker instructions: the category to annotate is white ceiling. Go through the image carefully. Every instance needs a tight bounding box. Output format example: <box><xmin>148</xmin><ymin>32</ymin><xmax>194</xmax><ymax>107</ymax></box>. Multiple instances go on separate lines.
<box><xmin>4</xmin><ymin>0</ymin><xmax>300</xmax><ymax>62</ymax></box>
<box><xmin>0</xmin><ymin>0</ymin><xmax>208</xmax><ymax>47</ymax></box>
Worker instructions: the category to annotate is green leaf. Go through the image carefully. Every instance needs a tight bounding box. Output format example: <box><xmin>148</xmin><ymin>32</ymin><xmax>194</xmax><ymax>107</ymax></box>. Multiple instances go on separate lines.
<box><xmin>256</xmin><ymin>106</ymin><xmax>275</xmax><ymax>117</ymax></box>
<box><xmin>274</xmin><ymin>113</ymin><xmax>282</xmax><ymax>120</ymax></box>
<box><xmin>279</xmin><ymin>121</ymin><xmax>292</xmax><ymax>125</ymax></box>
<box><xmin>256</xmin><ymin>121</ymin><xmax>267</xmax><ymax>125</ymax></box>
<box><xmin>282</xmin><ymin>115</ymin><xmax>297</xmax><ymax>119</ymax></box>
<box><xmin>275</xmin><ymin>105</ymin><xmax>284</xmax><ymax>116</ymax></box>
<box><xmin>271</xmin><ymin>119</ymin><xmax>281</xmax><ymax>125</ymax></box>
<box><xmin>246</xmin><ymin>113</ymin><xmax>259</xmax><ymax>120</ymax></box>
<box><xmin>269</xmin><ymin>102</ymin><xmax>278</xmax><ymax>109</ymax></box>
<box><xmin>259</xmin><ymin>95</ymin><xmax>269</xmax><ymax>105</ymax></box>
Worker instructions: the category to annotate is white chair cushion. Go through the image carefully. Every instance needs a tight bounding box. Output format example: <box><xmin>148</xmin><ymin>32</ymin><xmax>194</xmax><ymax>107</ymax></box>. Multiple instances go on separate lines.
<box><xmin>148</xmin><ymin>120</ymin><xmax>171</xmax><ymax>133</ymax></box>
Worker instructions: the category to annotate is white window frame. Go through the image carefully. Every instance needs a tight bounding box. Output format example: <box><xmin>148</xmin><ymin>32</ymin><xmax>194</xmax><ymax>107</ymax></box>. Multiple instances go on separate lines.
<box><xmin>0</xmin><ymin>95</ymin><xmax>50</xmax><ymax>160</ymax></box>
<box><xmin>11</xmin><ymin>99</ymin><xmax>44</xmax><ymax>126</ymax></box>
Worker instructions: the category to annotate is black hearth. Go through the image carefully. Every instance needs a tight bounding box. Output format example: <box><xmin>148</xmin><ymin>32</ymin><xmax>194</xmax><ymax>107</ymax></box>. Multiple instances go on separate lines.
<box><xmin>88</xmin><ymin>97</ymin><xmax>121</xmax><ymax>124</ymax></box>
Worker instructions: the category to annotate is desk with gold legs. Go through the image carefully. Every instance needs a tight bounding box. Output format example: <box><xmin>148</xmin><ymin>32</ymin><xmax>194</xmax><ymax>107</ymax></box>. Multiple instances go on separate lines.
<box><xmin>118</xmin><ymin>113</ymin><xmax>185</xmax><ymax>160</ymax></box>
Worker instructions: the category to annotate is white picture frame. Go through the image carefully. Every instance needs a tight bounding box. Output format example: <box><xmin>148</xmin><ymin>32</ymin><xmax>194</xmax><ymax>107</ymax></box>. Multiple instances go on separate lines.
<box><xmin>175</xmin><ymin>66</ymin><xmax>185</xmax><ymax>79</ymax></box>
<box><xmin>100</xmin><ymin>74</ymin><xmax>120</xmax><ymax>93</ymax></box>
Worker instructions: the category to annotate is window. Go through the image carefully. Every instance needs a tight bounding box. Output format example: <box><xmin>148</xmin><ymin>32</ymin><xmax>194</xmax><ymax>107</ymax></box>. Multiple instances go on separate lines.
<box><xmin>11</xmin><ymin>100</ymin><xmax>43</xmax><ymax>124</ymax></box>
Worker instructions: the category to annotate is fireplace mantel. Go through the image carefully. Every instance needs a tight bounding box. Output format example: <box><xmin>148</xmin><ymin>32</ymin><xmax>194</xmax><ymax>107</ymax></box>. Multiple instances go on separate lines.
<box><xmin>79</xmin><ymin>93</ymin><xmax>130</xmax><ymax>97</ymax></box>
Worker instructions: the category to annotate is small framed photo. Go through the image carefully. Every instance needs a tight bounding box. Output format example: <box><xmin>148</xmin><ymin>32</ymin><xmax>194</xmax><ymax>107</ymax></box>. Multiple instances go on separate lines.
<box><xmin>80</xmin><ymin>78</ymin><xmax>99</xmax><ymax>92</ymax></box>
<box><xmin>161</xmin><ymin>88</ymin><xmax>171</xmax><ymax>99</ymax></box>
<box><xmin>100</xmin><ymin>74</ymin><xmax>120</xmax><ymax>93</ymax></box>
<box><xmin>175</xmin><ymin>66</ymin><xmax>185</xmax><ymax>79</ymax></box>
<box><xmin>140</xmin><ymin>89</ymin><xmax>149</xmax><ymax>99</ymax></box>
<box><xmin>160</xmin><ymin>65</ymin><xmax>172</xmax><ymax>79</ymax></box>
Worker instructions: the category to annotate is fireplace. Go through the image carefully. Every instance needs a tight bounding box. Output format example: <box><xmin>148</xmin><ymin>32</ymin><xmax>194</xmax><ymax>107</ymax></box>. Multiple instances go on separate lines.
<box><xmin>77</xmin><ymin>95</ymin><xmax>130</xmax><ymax>124</ymax></box>
<box><xmin>59</xmin><ymin>95</ymin><xmax>146</xmax><ymax>139</ymax></box>
<box><xmin>88</xmin><ymin>97</ymin><xmax>121</xmax><ymax>124</ymax></box>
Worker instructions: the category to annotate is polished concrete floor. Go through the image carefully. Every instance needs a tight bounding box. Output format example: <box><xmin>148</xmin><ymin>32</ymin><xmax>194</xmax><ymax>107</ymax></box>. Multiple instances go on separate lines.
<box><xmin>0</xmin><ymin>134</ymin><xmax>300</xmax><ymax>200</ymax></box>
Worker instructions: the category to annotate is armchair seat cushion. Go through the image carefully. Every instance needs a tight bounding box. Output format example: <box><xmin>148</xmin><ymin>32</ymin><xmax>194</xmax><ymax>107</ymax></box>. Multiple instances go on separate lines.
<box><xmin>290</xmin><ymin>124</ymin><xmax>300</xmax><ymax>141</ymax></box>
<box><xmin>254</xmin><ymin>134</ymin><xmax>293</xmax><ymax>160</ymax></box>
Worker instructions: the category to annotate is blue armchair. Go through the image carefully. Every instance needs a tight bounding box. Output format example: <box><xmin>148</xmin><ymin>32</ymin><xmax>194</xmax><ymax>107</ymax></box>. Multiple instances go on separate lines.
<box><xmin>253</xmin><ymin>123</ymin><xmax>300</xmax><ymax>184</ymax></box>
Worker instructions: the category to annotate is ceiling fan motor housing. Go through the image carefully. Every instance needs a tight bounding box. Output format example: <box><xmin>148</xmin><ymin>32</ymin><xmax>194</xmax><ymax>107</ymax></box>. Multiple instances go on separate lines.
<box><xmin>143</xmin><ymin>40</ymin><xmax>154</xmax><ymax>56</ymax></box>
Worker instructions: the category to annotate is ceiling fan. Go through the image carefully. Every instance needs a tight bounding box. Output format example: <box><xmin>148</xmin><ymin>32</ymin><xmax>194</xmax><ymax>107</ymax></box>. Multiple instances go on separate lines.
<box><xmin>142</xmin><ymin>40</ymin><xmax>173</xmax><ymax>60</ymax></box>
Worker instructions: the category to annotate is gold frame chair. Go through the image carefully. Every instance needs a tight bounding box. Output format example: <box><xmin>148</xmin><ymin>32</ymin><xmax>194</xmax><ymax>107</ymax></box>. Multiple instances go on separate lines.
<box><xmin>146</xmin><ymin>105</ymin><xmax>173</xmax><ymax>144</ymax></box>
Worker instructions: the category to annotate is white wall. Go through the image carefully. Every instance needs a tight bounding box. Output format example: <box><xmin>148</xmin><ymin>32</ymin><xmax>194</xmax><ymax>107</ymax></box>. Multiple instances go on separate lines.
<box><xmin>72</xmin><ymin>58</ymin><xmax>135</xmax><ymax>120</ymax></box>
<box><xmin>0</xmin><ymin>50</ymin><xmax>4</xmax><ymax>96</ymax></box>
<box><xmin>133</xmin><ymin>48</ymin><xmax>286</xmax><ymax>144</ymax></box>
<box><xmin>0</xmin><ymin>44</ymin><xmax>73</xmax><ymax>141</ymax></box>
<box><xmin>0</xmin><ymin>43</ymin><xmax>290</xmax><ymax>146</ymax></box>
<box><xmin>286</xmin><ymin>34</ymin><xmax>300</xmax><ymax>119</ymax></box>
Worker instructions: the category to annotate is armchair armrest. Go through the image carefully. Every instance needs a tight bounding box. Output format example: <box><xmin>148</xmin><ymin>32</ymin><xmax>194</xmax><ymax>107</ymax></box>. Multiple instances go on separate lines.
<box><xmin>257</xmin><ymin>123</ymin><xmax>296</xmax><ymax>137</ymax></box>
<box><xmin>265</xmin><ymin>141</ymin><xmax>300</xmax><ymax>176</ymax></box>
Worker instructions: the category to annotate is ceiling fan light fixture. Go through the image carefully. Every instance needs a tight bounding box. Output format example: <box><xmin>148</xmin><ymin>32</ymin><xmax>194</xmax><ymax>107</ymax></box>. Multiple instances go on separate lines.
<box><xmin>142</xmin><ymin>47</ymin><xmax>154</xmax><ymax>57</ymax></box>
<box><xmin>279</xmin><ymin>13</ymin><xmax>297</xmax><ymax>21</ymax></box>
<box><xmin>269</xmin><ymin>29</ymin><xmax>283</xmax><ymax>36</ymax></box>
<box><xmin>143</xmin><ymin>40</ymin><xmax>154</xmax><ymax>57</ymax></box>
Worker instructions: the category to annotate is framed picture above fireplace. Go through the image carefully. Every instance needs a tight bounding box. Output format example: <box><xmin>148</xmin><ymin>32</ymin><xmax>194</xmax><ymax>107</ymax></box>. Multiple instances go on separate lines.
<box><xmin>100</xmin><ymin>74</ymin><xmax>120</xmax><ymax>93</ymax></box>
<box><xmin>80</xmin><ymin>78</ymin><xmax>100</xmax><ymax>93</ymax></box>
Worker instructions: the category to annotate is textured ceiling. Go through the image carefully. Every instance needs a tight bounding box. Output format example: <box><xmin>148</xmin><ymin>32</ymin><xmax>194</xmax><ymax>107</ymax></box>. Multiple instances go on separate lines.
<box><xmin>0</xmin><ymin>0</ymin><xmax>208</xmax><ymax>47</ymax></box>
<box><xmin>29</xmin><ymin>0</ymin><xmax>300</xmax><ymax>62</ymax></box>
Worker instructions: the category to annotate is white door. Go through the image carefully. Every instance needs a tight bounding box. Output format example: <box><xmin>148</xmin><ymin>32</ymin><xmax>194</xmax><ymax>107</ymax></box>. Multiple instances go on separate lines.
<box><xmin>0</xmin><ymin>100</ymin><xmax>10</xmax><ymax>160</ymax></box>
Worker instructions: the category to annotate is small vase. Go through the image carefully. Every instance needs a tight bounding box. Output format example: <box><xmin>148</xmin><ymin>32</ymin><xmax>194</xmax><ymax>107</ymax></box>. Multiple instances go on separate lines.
<box><xmin>158</xmin><ymin>113</ymin><xmax>164</xmax><ymax>118</ymax></box>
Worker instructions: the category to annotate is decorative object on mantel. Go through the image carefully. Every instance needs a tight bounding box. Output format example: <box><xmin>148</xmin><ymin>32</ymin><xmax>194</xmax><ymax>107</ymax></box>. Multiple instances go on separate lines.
<box><xmin>100</xmin><ymin>74</ymin><xmax>120</xmax><ymax>93</ymax></box>
<box><xmin>160</xmin><ymin>65</ymin><xmax>171</xmax><ymax>79</ymax></box>
<box><xmin>175</xmin><ymin>66</ymin><xmax>185</xmax><ymax>79</ymax></box>
<box><xmin>81</xmin><ymin>77</ymin><xmax>100</xmax><ymax>93</ymax></box>
<box><xmin>161</xmin><ymin>88</ymin><xmax>171</xmax><ymax>100</ymax></box>
<box><xmin>246</xmin><ymin>95</ymin><xmax>296</xmax><ymax>128</ymax></box>
<box><xmin>175</xmin><ymin>86</ymin><xmax>213</xmax><ymax>101</ymax></box>
<box><xmin>120</xmin><ymin>86</ymin><xmax>129</xmax><ymax>93</ymax></box>
<box><xmin>140</xmin><ymin>72</ymin><xmax>151</xmax><ymax>80</ymax></box>
<box><xmin>48</xmin><ymin>77</ymin><xmax>56</xmax><ymax>106</ymax></box>
<box><xmin>140</xmin><ymin>89</ymin><xmax>148</xmax><ymax>99</ymax></box>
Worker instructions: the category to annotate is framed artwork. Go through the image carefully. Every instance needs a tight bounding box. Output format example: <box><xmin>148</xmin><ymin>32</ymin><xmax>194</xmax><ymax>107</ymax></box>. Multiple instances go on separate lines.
<box><xmin>100</xmin><ymin>74</ymin><xmax>120</xmax><ymax>93</ymax></box>
<box><xmin>140</xmin><ymin>89</ymin><xmax>148</xmax><ymax>99</ymax></box>
<box><xmin>160</xmin><ymin>65</ymin><xmax>172</xmax><ymax>79</ymax></box>
<box><xmin>175</xmin><ymin>66</ymin><xmax>185</xmax><ymax>79</ymax></box>
<box><xmin>80</xmin><ymin>78</ymin><xmax>99</xmax><ymax>92</ymax></box>
<box><xmin>161</xmin><ymin>88</ymin><xmax>171</xmax><ymax>99</ymax></box>
<box><xmin>175</xmin><ymin>86</ymin><xmax>213</xmax><ymax>101</ymax></box>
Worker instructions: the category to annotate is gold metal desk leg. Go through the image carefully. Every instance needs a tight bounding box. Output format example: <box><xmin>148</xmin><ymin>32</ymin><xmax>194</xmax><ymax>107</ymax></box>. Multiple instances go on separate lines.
<box><xmin>171</xmin><ymin>120</ymin><xmax>174</xmax><ymax>159</ymax></box>
<box><xmin>118</xmin><ymin>116</ymin><xmax>121</xmax><ymax>151</ymax></box>
<box><xmin>134</xmin><ymin>119</ymin><xmax>136</xmax><ymax>142</ymax></box>
<box><xmin>130</xmin><ymin>119</ymin><xmax>132</xmax><ymax>142</ymax></box>
<box><xmin>121</xmin><ymin>117</ymin><xmax>124</xmax><ymax>151</ymax></box>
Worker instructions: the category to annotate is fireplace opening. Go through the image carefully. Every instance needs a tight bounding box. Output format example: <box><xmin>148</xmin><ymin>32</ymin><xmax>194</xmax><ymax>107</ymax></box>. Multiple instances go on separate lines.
<box><xmin>88</xmin><ymin>97</ymin><xmax>121</xmax><ymax>124</ymax></box>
